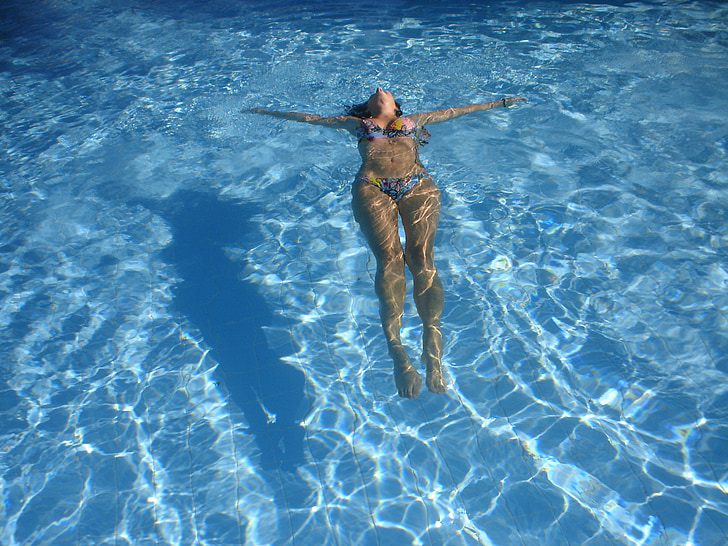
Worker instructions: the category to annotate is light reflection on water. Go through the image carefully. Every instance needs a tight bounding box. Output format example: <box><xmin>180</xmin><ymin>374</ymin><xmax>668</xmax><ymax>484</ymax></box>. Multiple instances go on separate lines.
<box><xmin>1</xmin><ymin>0</ymin><xmax>728</xmax><ymax>544</ymax></box>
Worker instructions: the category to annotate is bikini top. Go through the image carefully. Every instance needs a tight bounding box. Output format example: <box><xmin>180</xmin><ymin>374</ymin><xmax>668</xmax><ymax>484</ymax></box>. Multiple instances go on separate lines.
<box><xmin>356</xmin><ymin>116</ymin><xmax>429</xmax><ymax>145</ymax></box>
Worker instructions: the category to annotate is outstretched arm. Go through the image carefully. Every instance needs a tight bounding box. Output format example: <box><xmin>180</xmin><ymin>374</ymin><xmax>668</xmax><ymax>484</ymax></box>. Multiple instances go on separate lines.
<box><xmin>247</xmin><ymin>108</ymin><xmax>360</xmax><ymax>132</ymax></box>
<box><xmin>409</xmin><ymin>96</ymin><xmax>525</xmax><ymax>125</ymax></box>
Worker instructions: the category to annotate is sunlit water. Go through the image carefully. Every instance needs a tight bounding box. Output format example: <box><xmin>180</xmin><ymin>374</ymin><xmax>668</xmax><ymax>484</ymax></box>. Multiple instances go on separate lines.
<box><xmin>2</xmin><ymin>0</ymin><xmax>727</xmax><ymax>544</ymax></box>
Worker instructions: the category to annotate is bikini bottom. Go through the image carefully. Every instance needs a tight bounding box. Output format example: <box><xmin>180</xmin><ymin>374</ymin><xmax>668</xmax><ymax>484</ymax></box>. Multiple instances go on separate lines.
<box><xmin>354</xmin><ymin>172</ymin><xmax>428</xmax><ymax>203</ymax></box>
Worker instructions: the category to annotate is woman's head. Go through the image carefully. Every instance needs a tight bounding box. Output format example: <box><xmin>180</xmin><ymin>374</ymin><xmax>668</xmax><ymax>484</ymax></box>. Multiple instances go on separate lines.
<box><xmin>346</xmin><ymin>87</ymin><xmax>403</xmax><ymax>118</ymax></box>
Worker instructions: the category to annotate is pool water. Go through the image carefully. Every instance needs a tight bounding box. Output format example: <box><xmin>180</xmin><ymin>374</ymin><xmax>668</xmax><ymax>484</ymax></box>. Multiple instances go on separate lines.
<box><xmin>2</xmin><ymin>0</ymin><xmax>727</xmax><ymax>544</ymax></box>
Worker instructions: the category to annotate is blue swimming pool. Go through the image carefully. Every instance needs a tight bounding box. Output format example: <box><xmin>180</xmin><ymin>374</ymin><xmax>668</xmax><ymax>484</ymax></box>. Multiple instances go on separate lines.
<box><xmin>2</xmin><ymin>0</ymin><xmax>727</xmax><ymax>544</ymax></box>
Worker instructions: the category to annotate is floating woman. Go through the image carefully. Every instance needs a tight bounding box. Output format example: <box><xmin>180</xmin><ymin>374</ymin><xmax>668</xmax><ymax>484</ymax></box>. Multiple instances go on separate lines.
<box><xmin>250</xmin><ymin>88</ymin><xmax>524</xmax><ymax>398</ymax></box>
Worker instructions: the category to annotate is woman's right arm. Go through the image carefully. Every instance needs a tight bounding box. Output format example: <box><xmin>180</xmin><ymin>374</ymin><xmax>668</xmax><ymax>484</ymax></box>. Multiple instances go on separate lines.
<box><xmin>247</xmin><ymin>108</ymin><xmax>360</xmax><ymax>132</ymax></box>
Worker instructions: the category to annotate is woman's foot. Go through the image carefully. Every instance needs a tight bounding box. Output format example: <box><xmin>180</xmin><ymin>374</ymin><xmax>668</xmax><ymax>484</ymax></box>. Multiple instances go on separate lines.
<box><xmin>423</xmin><ymin>326</ymin><xmax>446</xmax><ymax>394</ymax></box>
<box><xmin>394</xmin><ymin>365</ymin><xmax>422</xmax><ymax>398</ymax></box>
<box><xmin>390</xmin><ymin>343</ymin><xmax>422</xmax><ymax>398</ymax></box>
<box><xmin>425</xmin><ymin>358</ymin><xmax>446</xmax><ymax>394</ymax></box>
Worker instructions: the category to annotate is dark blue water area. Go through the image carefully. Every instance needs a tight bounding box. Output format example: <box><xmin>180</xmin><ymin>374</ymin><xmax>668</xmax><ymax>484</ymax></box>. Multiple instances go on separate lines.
<box><xmin>140</xmin><ymin>191</ymin><xmax>310</xmax><ymax>471</ymax></box>
<box><xmin>3</xmin><ymin>0</ymin><xmax>718</xmax><ymax>44</ymax></box>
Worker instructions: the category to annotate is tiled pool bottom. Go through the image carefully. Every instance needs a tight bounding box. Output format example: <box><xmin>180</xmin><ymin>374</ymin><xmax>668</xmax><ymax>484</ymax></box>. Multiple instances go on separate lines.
<box><xmin>2</xmin><ymin>0</ymin><xmax>728</xmax><ymax>544</ymax></box>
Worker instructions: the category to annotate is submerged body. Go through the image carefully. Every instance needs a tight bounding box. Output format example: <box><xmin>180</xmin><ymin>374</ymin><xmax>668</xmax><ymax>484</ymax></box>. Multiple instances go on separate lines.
<box><xmin>250</xmin><ymin>88</ymin><xmax>524</xmax><ymax>398</ymax></box>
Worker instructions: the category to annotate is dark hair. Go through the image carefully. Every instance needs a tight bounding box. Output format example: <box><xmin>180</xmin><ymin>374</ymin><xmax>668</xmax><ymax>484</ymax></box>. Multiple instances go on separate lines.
<box><xmin>345</xmin><ymin>99</ymin><xmax>403</xmax><ymax>119</ymax></box>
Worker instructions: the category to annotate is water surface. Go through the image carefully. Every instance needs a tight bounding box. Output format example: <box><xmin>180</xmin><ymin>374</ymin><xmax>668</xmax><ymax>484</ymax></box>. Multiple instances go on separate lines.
<box><xmin>1</xmin><ymin>1</ymin><xmax>727</xmax><ymax>544</ymax></box>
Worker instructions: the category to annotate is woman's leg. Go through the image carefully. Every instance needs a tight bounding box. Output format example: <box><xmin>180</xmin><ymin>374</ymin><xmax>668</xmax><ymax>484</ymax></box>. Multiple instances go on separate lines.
<box><xmin>352</xmin><ymin>179</ymin><xmax>422</xmax><ymax>398</ymax></box>
<box><xmin>398</xmin><ymin>177</ymin><xmax>446</xmax><ymax>394</ymax></box>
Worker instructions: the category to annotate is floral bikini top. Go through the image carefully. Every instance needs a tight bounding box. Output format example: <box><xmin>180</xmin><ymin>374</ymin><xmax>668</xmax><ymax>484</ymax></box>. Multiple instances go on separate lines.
<box><xmin>356</xmin><ymin>116</ymin><xmax>430</xmax><ymax>145</ymax></box>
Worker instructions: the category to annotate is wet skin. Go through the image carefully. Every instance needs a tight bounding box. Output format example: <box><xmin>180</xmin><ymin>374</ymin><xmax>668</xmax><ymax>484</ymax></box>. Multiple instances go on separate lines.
<box><xmin>250</xmin><ymin>88</ymin><xmax>525</xmax><ymax>397</ymax></box>
<box><xmin>352</xmin><ymin>89</ymin><xmax>446</xmax><ymax>397</ymax></box>
<box><xmin>352</xmin><ymin>176</ymin><xmax>445</xmax><ymax>398</ymax></box>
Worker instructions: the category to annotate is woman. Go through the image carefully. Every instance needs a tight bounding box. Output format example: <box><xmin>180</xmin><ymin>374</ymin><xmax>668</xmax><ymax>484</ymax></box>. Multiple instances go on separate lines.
<box><xmin>250</xmin><ymin>88</ymin><xmax>524</xmax><ymax>398</ymax></box>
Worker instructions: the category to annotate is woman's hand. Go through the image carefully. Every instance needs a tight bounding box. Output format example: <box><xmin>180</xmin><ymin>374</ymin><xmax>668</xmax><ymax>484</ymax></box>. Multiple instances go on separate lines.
<box><xmin>503</xmin><ymin>96</ymin><xmax>526</xmax><ymax>107</ymax></box>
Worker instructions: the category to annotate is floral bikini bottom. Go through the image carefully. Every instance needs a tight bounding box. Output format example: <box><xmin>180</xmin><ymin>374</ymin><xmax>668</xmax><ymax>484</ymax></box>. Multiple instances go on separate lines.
<box><xmin>355</xmin><ymin>171</ymin><xmax>428</xmax><ymax>203</ymax></box>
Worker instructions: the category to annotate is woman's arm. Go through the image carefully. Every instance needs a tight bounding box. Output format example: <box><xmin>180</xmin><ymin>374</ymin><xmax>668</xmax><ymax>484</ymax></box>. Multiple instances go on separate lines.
<box><xmin>409</xmin><ymin>96</ymin><xmax>525</xmax><ymax>125</ymax></box>
<box><xmin>247</xmin><ymin>108</ymin><xmax>360</xmax><ymax>132</ymax></box>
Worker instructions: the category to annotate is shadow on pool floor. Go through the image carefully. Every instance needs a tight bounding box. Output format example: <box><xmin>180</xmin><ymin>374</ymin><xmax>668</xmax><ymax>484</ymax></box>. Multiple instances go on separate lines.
<box><xmin>145</xmin><ymin>190</ymin><xmax>311</xmax><ymax>474</ymax></box>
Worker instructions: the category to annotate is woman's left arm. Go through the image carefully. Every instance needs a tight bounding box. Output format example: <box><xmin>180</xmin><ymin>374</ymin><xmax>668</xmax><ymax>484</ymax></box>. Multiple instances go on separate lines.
<box><xmin>247</xmin><ymin>108</ymin><xmax>360</xmax><ymax>132</ymax></box>
<box><xmin>409</xmin><ymin>96</ymin><xmax>525</xmax><ymax>126</ymax></box>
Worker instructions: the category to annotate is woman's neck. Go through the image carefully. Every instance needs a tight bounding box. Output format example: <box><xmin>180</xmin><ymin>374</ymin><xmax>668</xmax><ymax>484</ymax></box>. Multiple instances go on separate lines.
<box><xmin>370</xmin><ymin>113</ymin><xmax>398</xmax><ymax>127</ymax></box>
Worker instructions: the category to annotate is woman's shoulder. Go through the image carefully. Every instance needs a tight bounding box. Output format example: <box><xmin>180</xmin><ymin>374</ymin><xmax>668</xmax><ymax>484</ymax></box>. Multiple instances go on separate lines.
<box><xmin>405</xmin><ymin>113</ymin><xmax>429</xmax><ymax>126</ymax></box>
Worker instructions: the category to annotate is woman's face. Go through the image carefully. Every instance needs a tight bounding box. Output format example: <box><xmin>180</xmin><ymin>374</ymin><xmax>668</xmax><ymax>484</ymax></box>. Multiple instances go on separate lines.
<box><xmin>367</xmin><ymin>87</ymin><xmax>396</xmax><ymax>116</ymax></box>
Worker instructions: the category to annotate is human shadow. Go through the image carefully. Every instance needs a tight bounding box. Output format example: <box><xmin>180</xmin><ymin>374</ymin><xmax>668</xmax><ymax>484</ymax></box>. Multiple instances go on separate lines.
<box><xmin>148</xmin><ymin>190</ymin><xmax>309</xmax><ymax>471</ymax></box>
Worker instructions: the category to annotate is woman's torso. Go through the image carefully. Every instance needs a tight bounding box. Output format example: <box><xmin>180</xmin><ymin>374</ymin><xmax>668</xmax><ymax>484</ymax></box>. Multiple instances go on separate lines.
<box><xmin>355</xmin><ymin>117</ymin><xmax>428</xmax><ymax>178</ymax></box>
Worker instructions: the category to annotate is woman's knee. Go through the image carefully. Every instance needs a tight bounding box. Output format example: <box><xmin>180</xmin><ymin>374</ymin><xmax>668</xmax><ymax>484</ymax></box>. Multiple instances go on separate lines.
<box><xmin>404</xmin><ymin>243</ymin><xmax>433</xmax><ymax>270</ymax></box>
<box><xmin>378</xmin><ymin>248</ymin><xmax>406</xmax><ymax>271</ymax></box>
